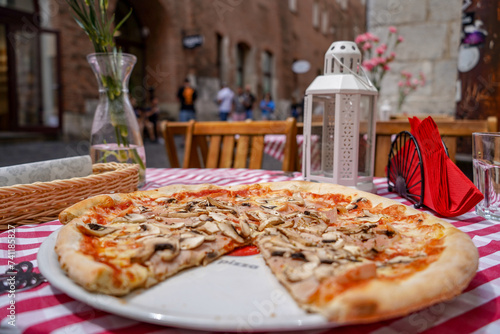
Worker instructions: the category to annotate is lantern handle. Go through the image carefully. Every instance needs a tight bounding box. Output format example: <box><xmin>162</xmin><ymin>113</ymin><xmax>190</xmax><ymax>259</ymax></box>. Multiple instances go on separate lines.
<box><xmin>331</xmin><ymin>54</ymin><xmax>375</xmax><ymax>91</ymax></box>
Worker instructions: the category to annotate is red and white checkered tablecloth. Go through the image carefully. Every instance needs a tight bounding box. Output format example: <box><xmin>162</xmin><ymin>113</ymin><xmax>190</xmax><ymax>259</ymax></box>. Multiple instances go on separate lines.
<box><xmin>1</xmin><ymin>168</ymin><xmax>499</xmax><ymax>334</ymax></box>
<box><xmin>264</xmin><ymin>134</ymin><xmax>322</xmax><ymax>171</ymax></box>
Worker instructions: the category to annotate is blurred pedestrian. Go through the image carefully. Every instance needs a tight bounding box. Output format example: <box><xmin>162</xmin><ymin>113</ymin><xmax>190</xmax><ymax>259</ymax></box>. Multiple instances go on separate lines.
<box><xmin>143</xmin><ymin>96</ymin><xmax>159</xmax><ymax>142</ymax></box>
<box><xmin>243</xmin><ymin>85</ymin><xmax>255</xmax><ymax>120</ymax></box>
<box><xmin>259</xmin><ymin>92</ymin><xmax>275</xmax><ymax>120</ymax></box>
<box><xmin>216</xmin><ymin>82</ymin><xmax>234</xmax><ymax>121</ymax></box>
<box><xmin>177</xmin><ymin>78</ymin><xmax>197</xmax><ymax>122</ymax></box>
<box><xmin>232</xmin><ymin>87</ymin><xmax>247</xmax><ymax>121</ymax></box>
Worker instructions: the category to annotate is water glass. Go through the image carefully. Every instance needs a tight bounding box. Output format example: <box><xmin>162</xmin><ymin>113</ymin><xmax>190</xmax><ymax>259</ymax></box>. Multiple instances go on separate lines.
<box><xmin>473</xmin><ymin>132</ymin><xmax>500</xmax><ymax>220</ymax></box>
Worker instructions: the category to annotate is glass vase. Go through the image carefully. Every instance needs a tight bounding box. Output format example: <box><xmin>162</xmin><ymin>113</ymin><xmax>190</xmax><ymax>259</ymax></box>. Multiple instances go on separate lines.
<box><xmin>87</xmin><ymin>53</ymin><xmax>146</xmax><ymax>187</ymax></box>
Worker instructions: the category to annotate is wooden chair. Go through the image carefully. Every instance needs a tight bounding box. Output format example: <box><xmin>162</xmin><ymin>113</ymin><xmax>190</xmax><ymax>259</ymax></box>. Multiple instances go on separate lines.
<box><xmin>374</xmin><ymin>116</ymin><xmax>498</xmax><ymax>177</ymax></box>
<box><xmin>160</xmin><ymin>121</ymin><xmax>190</xmax><ymax>168</ymax></box>
<box><xmin>183</xmin><ymin>118</ymin><xmax>298</xmax><ymax>171</ymax></box>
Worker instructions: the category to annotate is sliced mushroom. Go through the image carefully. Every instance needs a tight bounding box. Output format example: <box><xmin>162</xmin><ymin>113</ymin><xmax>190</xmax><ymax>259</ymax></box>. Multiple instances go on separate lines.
<box><xmin>277</xmin><ymin>227</ymin><xmax>320</xmax><ymax>247</ymax></box>
<box><xmin>161</xmin><ymin>212</ymin><xmax>201</xmax><ymax>218</ymax></box>
<box><xmin>155</xmin><ymin>197</ymin><xmax>177</xmax><ymax>204</ymax></box>
<box><xmin>218</xmin><ymin>221</ymin><xmax>245</xmax><ymax>243</ymax></box>
<box><xmin>180</xmin><ymin>235</ymin><xmax>205</xmax><ymax>250</ymax></box>
<box><xmin>139</xmin><ymin>223</ymin><xmax>161</xmax><ymax>234</ymax></box>
<box><xmin>133</xmin><ymin>237</ymin><xmax>180</xmax><ymax>262</ymax></box>
<box><xmin>344</xmin><ymin>245</ymin><xmax>361</xmax><ymax>256</ymax></box>
<box><xmin>322</xmin><ymin>232</ymin><xmax>339</xmax><ymax>243</ymax></box>
<box><xmin>208</xmin><ymin>212</ymin><xmax>229</xmax><ymax>222</ymax></box>
<box><xmin>113</xmin><ymin>213</ymin><xmax>147</xmax><ymax>224</ymax></box>
<box><xmin>76</xmin><ymin>221</ymin><xmax>119</xmax><ymax>237</ymax></box>
<box><xmin>163</xmin><ymin>222</ymin><xmax>185</xmax><ymax>229</ymax></box>
<box><xmin>207</xmin><ymin>197</ymin><xmax>234</xmax><ymax>211</ymax></box>
<box><xmin>285</xmin><ymin>262</ymin><xmax>318</xmax><ymax>282</ymax></box>
<box><xmin>198</xmin><ymin>221</ymin><xmax>220</xmax><ymax>234</ymax></box>
<box><xmin>314</xmin><ymin>265</ymin><xmax>336</xmax><ymax>281</ymax></box>
<box><xmin>235</xmin><ymin>219</ymin><xmax>252</xmax><ymax>238</ymax></box>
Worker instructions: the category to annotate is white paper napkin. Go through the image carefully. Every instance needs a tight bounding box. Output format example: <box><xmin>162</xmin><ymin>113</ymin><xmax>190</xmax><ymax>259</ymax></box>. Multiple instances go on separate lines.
<box><xmin>0</xmin><ymin>156</ymin><xmax>93</xmax><ymax>187</ymax></box>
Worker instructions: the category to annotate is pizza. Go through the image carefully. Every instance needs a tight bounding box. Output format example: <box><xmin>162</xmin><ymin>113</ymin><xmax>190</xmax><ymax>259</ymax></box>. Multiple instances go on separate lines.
<box><xmin>54</xmin><ymin>181</ymin><xmax>478</xmax><ymax>324</ymax></box>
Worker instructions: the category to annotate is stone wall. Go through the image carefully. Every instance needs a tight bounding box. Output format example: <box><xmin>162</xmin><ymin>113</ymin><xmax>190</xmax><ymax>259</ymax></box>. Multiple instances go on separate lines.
<box><xmin>367</xmin><ymin>0</ymin><xmax>462</xmax><ymax>117</ymax></box>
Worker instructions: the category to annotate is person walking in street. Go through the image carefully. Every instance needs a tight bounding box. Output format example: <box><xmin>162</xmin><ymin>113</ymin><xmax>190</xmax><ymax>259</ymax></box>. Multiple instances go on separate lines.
<box><xmin>259</xmin><ymin>92</ymin><xmax>275</xmax><ymax>120</ymax></box>
<box><xmin>177</xmin><ymin>78</ymin><xmax>197</xmax><ymax>122</ymax></box>
<box><xmin>243</xmin><ymin>85</ymin><xmax>255</xmax><ymax>120</ymax></box>
<box><xmin>216</xmin><ymin>82</ymin><xmax>234</xmax><ymax>121</ymax></box>
<box><xmin>232</xmin><ymin>87</ymin><xmax>247</xmax><ymax>121</ymax></box>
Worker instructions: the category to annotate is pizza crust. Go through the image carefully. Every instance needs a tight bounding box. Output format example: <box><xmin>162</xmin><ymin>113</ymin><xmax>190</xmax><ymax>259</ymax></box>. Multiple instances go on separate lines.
<box><xmin>55</xmin><ymin>219</ymin><xmax>150</xmax><ymax>295</ymax></box>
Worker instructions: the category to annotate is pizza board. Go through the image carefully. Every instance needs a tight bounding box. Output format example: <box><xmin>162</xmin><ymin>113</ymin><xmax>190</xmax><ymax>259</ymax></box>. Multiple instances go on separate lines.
<box><xmin>38</xmin><ymin>229</ymin><xmax>332</xmax><ymax>332</ymax></box>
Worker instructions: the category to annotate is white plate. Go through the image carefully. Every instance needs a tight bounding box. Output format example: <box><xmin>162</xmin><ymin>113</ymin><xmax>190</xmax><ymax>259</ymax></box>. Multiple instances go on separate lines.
<box><xmin>38</xmin><ymin>230</ymin><xmax>332</xmax><ymax>332</ymax></box>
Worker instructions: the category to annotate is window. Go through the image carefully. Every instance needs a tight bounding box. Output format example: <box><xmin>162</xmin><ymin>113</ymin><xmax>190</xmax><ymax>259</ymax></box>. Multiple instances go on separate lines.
<box><xmin>216</xmin><ymin>33</ymin><xmax>223</xmax><ymax>82</ymax></box>
<box><xmin>312</xmin><ymin>1</ymin><xmax>319</xmax><ymax>28</ymax></box>
<box><xmin>262</xmin><ymin>50</ymin><xmax>273</xmax><ymax>96</ymax></box>
<box><xmin>236</xmin><ymin>42</ymin><xmax>250</xmax><ymax>88</ymax></box>
<box><xmin>115</xmin><ymin>0</ymin><xmax>147</xmax><ymax>104</ymax></box>
<box><xmin>0</xmin><ymin>0</ymin><xmax>62</xmax><ymax>132</ymax></box>
<box><xmin>321</xmin><ymin>11</ymin><xmax>329</xmax><ymax>34</ymax></box>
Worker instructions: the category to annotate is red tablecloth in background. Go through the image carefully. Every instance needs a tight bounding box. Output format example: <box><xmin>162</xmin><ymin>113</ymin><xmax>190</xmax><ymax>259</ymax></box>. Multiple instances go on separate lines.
<box><xmin>1</xmin><ymin>168</ymin><xmax>499</xmax><ymax>334</ymax></box>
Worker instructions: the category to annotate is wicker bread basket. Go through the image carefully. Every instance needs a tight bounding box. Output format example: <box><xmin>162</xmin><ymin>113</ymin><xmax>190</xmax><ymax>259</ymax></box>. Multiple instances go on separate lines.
<box><xmin>0</xmin><ymin>162</ymin><xmax>139</xmax><ymax>230</ymax></box>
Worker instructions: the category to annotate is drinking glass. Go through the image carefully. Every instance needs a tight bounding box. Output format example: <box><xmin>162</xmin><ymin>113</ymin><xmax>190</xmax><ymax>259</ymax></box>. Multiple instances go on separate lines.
<box><xmin>473</xmin><ymin>132</ymin><xmax>500</xmax><ymax>220</ymax></box>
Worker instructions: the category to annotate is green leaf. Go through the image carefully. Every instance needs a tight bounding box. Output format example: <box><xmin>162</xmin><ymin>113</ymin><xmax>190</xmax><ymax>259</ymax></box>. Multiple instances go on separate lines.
<box><xmin>113</xmin><ymin>9</ymin><xmax>132</xmax><ymax>35</ymax></box>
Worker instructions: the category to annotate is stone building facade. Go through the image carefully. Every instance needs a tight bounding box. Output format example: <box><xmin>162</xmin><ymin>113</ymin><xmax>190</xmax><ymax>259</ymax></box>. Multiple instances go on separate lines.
<box><xmin>54</xmin><ymin>0</ymin><xmax>366</xmax><ymax>138</ymax></box>
<box><xmin>366</xmin><ymin>0</ymin><xmax>463</xmax><ymax>118</ymax></box>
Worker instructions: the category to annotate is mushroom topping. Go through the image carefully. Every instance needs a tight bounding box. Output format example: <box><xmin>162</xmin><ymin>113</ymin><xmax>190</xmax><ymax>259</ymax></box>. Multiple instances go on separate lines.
<box><xmin>139</xmin><ymin>224</ymin><xmax>161</xmax><ymax>234</ymax></box>
<box><xmin>322</xmin><ymin>232</ymin><xmax>339</xmax><ymax>243</ymax></box>
<box><xmin>386</xmin><ymin>255</ymin><xmax>418</xmax><ymax>265</ymax></box>
<box><xmin>163</xmin><ymin>222</ymin><xmax>185</xmax><ymax>229</ymax></box>
<box><xmin>277</xmin><ymin>227</ymin><xmax>320</xmax><ymax>247</ymax></box>
<box><xmin>344</xmin><ymin>245</ymin><xmax>361</xmax><ymax>256</ymax></box>
<box><xmin>217</xmin><ymin>221</ymin><xmax>245</xmax><ymax>243</ymax></box>
<box><xmin>155</xmin><ymin>197</ymin><xmax>177</xmax><ymax>204</ymax></box>
<box><xmin>314</xmin><ymin>265</ymin><xmax>336</xmax><ymax>281</ymax></box>
<box><xmin>120</xmin><ymin>213</ymin><xmax>147</xmax><ymax>224</ymax></box>
<box><xmin>132</xmin><ymin>237</ymin><xmax>180</xmax><ymax>262</ymax></box>
<box><xmin>208</xmin><ymin>212</ymin><xmax>229</xmax><ymax>222</ymax></box>
<box><xmin>235</xmin><ymin>219</ymin><xmax>252</xmax><ymax>238</ymax></box>
<box><xmin>207</xmin><ymin>197</ymin><xmax>234</xmax><ymax>211</ymax></box>
<box><xmin>284</xmin><ymin>262</ymin><xmax>318</xmax><ymax>282</ymax></box>
<box><xmin>180</xmin><ymin>235</ymin><xmax>205</xmax><ymax>250</ymax></box>
<box><xmin>161</xmin><ymin>212</ymin><xmax>201</xmax><ymax>218</ymax></box>
<box><xmin>198</xmin><ymin>221</ymin><xmax>220</xmax><ymax>234</ymax></box>
<box><xmin>76</xmin><ymin>221</ymin><xmax>119</xmax><ymax>237</ymax></box>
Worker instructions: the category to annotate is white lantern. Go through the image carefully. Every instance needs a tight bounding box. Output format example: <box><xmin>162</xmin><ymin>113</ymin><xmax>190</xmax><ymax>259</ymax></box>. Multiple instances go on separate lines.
<box><xmin>302</xmin><ymin>41</ymin><xmax>378</xmax><ymax>193</ymax></box>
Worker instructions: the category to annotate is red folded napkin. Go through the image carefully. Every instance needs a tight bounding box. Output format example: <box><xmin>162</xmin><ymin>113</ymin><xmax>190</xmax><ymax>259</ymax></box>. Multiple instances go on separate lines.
<box><xmin>390</xmin><ymin>117</ymin><xmax>483</xmax><ymax>217</ymax></box>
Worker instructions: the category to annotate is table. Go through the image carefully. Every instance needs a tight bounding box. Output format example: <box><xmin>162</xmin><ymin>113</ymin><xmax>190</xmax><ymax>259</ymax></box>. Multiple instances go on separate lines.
<box><xmin>1</xmin><ymin>168</ymin><xmax>499</xmax><ymax>333</ymax></box>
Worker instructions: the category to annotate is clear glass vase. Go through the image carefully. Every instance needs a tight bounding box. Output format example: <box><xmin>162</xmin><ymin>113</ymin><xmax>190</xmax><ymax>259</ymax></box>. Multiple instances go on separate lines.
<box><xmin>87</xmin><ymin>53</ymin><xmax>146</xmax><ymax>187</ymax></box>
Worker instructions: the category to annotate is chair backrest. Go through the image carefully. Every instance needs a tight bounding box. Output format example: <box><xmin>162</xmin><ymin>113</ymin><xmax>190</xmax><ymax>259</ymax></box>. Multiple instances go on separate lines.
<box><xmin>183</xmin><ymin>118</ymin><xmax>298</xmax><ymax>171</ymax></box>
<box><xmin>374</xmin><ymin>116</ymin><xmax>498</xmax><ymax>177</ymax></box>
<box><xmin>160</xmin><ymin>121</ymin><xmax>190</xmax><ymax>168</ymax></box>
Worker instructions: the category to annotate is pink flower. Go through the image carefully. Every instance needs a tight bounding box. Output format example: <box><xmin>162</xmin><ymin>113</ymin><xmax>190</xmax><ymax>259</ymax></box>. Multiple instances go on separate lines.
<box><xmin>412</xmin><ymin>78</ymin><xmax>420</xmax><ymax>86</ymax></box>
<box><xmin>366</xmin><ymin>32</ymin><xmax>377</xmax><ymax>41</ymax></box>
<box><xmin>419</xmin><ymin>72</ymin><xmax>426</xmax><ymax>85</ymax></box>
<box><xmin>383</xmin><ymin>64</ymin><xmax>390</xmax><ymax>71</ymax></box>
<box><xmin>389</xmin><ymin>26</ymin><xmax>397</xmax><ymax>33</ymax></box>
<box><xmin>397</xmin><ymin>36</ymin><xmax>404</xmax><ymax>43</ymax></box>
<box><xmin>363</xmin><ymin>42</ymin><xmax>372</xmax><ymax>51</ymax></box>
<box><xmin>355</xmin><ymin>34</ymin><xmax>367</xmax><ymax>44</ymax></box>
<box><xmin>398</xmin><ymin>81</ymin><xmax>404</xmax><ymax>87</ymax></box>
<box><xmin>362</xmin><ymin>59</ymin><xmax>376</xmax><ymax>71</ymax></box>
<box><xmin>376</xmin><ymin>43</ymin><xmax>387</xmax><ymax>55</ymax></box>
<box><xmin>401</xmin><ymin>70</ymin><xmax>412</xmax><ymax>78</ymax></box>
